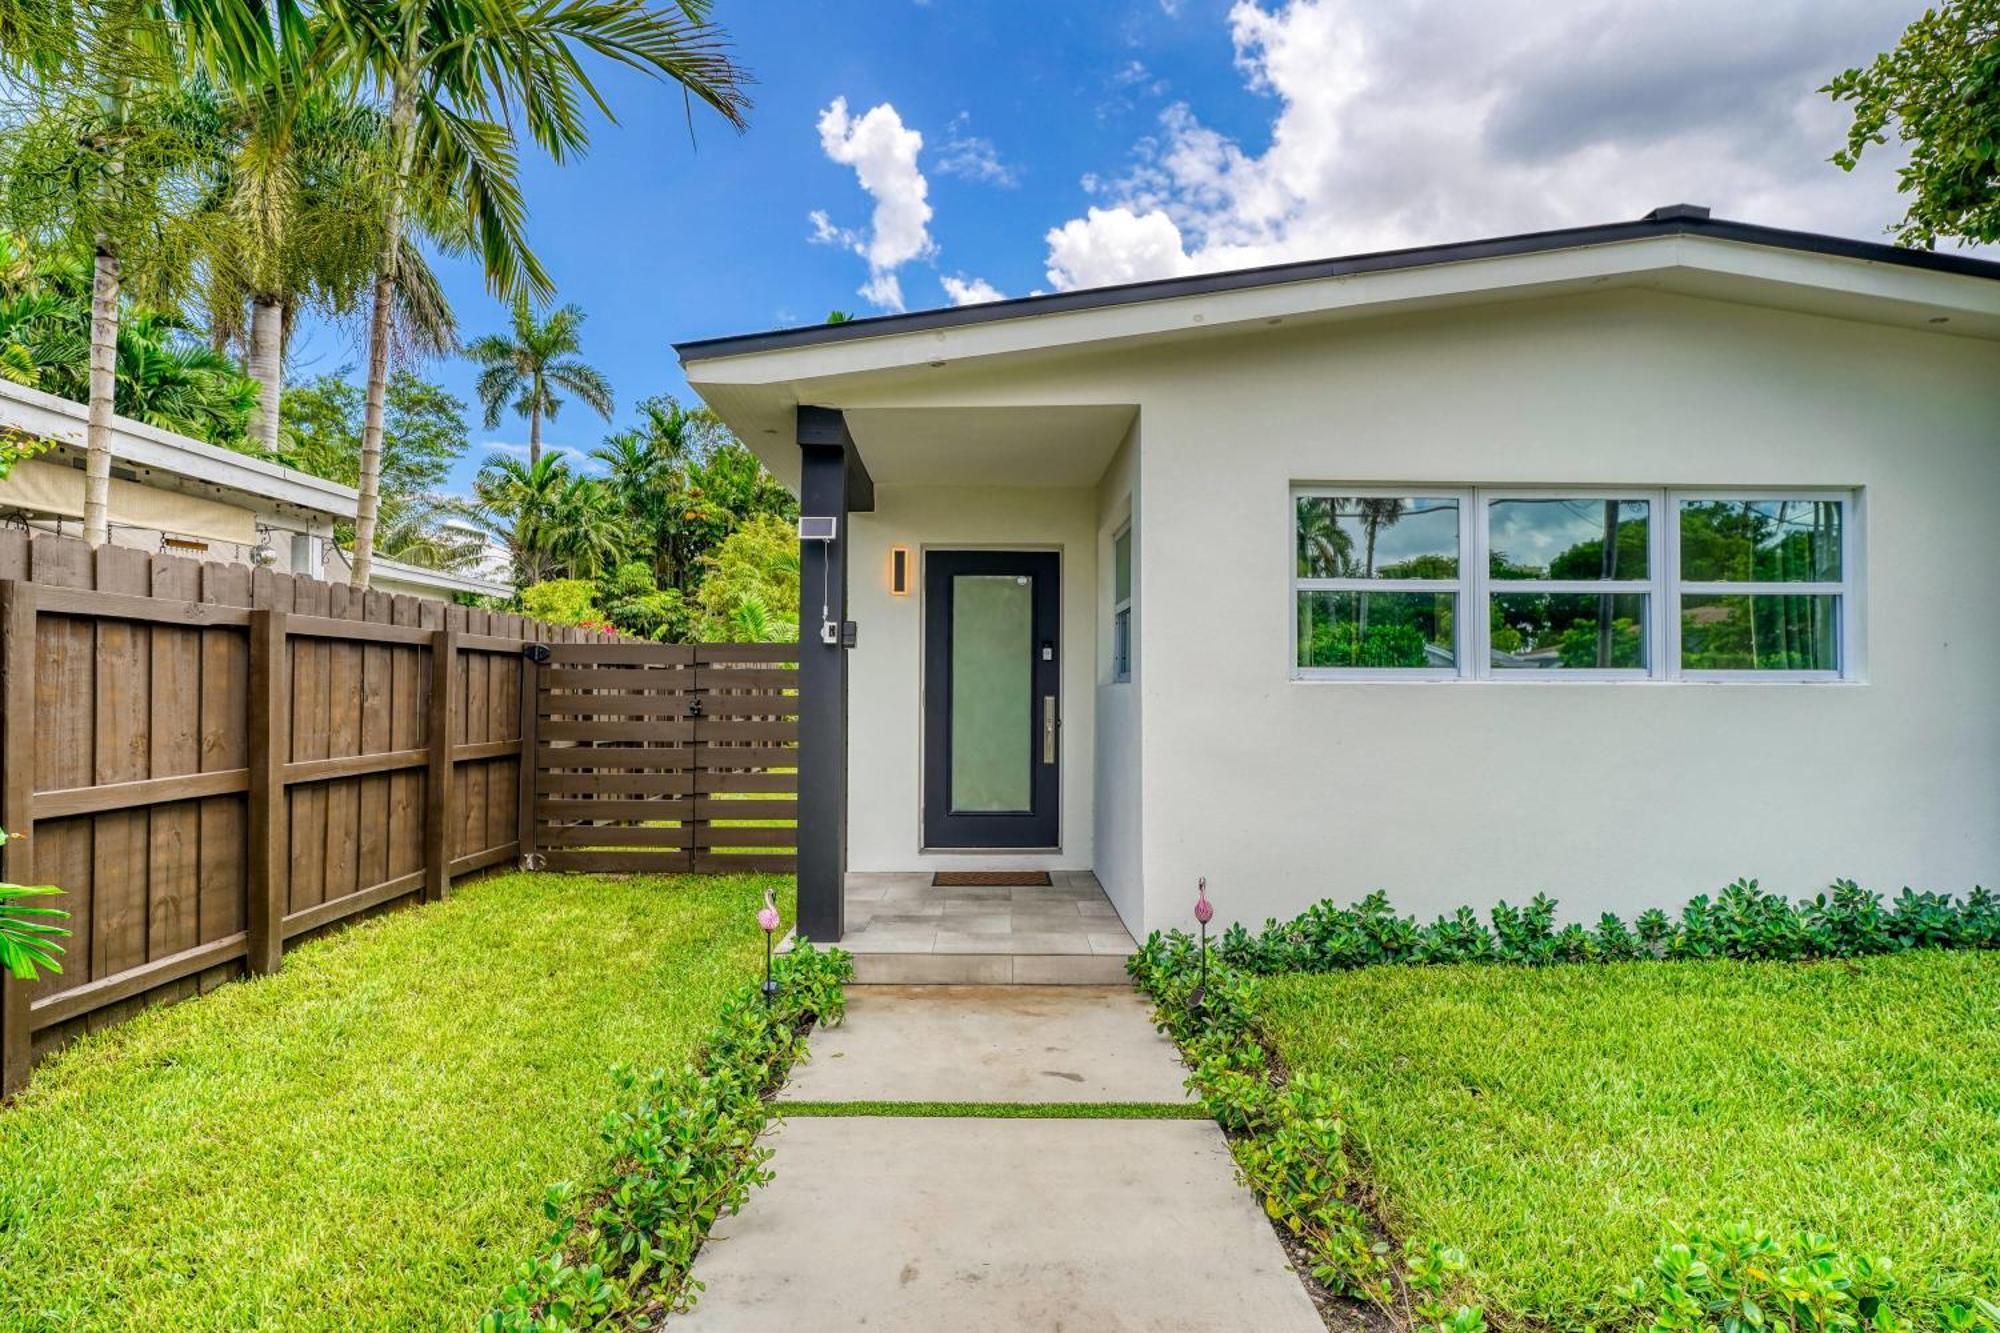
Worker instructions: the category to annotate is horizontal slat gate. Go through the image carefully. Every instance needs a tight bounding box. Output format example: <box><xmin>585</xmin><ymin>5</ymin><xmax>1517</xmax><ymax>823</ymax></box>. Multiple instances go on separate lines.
<box><xmin>530</xmin><ymin>642</ymin><xmax>798</xmax><ymax>875</ymax></box>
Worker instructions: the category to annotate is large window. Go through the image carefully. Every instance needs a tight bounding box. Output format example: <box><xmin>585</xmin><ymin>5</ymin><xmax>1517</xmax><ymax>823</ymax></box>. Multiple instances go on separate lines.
<box><xmin>1292</xmin><ymin>488</ymin><xmax>1854</xmax><ymax>680</ymax></box>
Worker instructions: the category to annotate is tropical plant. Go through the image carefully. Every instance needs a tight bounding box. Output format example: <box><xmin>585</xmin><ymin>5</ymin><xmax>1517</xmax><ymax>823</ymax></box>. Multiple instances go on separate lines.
<box><xmin>191</xmin><ymin>61</ymin><xmax>462</xmax><ymax>454</ymax></box>
<box><xmin>1204</xmin><ymin>879</ymin><xmax>2000</xmax><ymax>977</ymax></box>
<box><xmin>0</xmin><ymin>245</ymin><xmax>259</xmax><ymax>443</ymax></box>
<box><xmin>696</xmin><ymin>512</ymin><xmax>799</xmax><ymax>642</ymax></box>
<box><xmin>311</xmin><ymin>0</ymin><xmax>750</xmax><ymax>590</ymax></box>
<box><xmin>474</xmin><ymin>452</ymin><xmax>631</xmax><ymax>585</ymax></box>
<box><xmin>597</xmin><ymin>560</ymin><xmax>690</xmax><ymax>640</ymax></box>
<box><xmin>0</xmin><ymin>829</ymin><xmax>68</xmax><ymax>981</ymax></box>
<box><xmin>591</xmin><ymin>394</ymin><xmax>737</xmax><ymax>590</ymax></box>
<box><xmin>518</xmin><ymin>576</ymin><xmax>602</xmax><ymax>628</ymax></box>
<box><xmin>0</xmin><ymin>0</ymin><xmax>274</xmax><ymax>544</ymax></box>
<box><xmin>1827</xmin><ymin>0</ymin><xmax>2000</xmax><ymax>248</ymax></box>
<box><xmin>467</xmin><ymin>298</ymin><xmax>611</xmax><ymax>467</ymax></box>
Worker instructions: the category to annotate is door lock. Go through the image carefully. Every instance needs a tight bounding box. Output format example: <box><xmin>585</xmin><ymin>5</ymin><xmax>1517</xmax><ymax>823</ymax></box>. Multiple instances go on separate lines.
<box><xmin>1042</xmin><ymin>694</ymin><xmax>1057</xmax><ymax>764</ymax></box>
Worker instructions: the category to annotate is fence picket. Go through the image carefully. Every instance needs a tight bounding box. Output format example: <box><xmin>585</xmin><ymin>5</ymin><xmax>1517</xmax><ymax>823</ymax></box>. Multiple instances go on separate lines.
<box><xmin>0</xmin><ymin>533</ymin><xmax>794</xmax><ymax>1095</ymax></box>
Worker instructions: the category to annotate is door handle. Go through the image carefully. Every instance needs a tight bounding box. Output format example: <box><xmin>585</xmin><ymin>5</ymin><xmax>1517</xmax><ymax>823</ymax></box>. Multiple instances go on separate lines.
<box><xmin>1042</xmin><ymin>694</ymin><xmax>1057</xmax><ymax>764</ymax></box>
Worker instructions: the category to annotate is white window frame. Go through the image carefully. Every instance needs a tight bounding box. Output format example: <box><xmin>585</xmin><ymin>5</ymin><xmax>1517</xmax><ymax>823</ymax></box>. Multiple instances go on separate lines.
<box><xmin>1111</xmin><ymin>521</ymin><xmax>1133</xmax><ymax>683</ymax></box>
<box><xmin>1291</xmin><ymin>486</ymin><xmax>1857</xmax><ymax>683</ymax></box>
<box><xmin>1474</xmin><ymin>488</ymin><xmax>1664</xmax><ymax>682</ymax></box>
<box><xmin>1667</xmin><ymin>490</ymin><xmax>1855</xmax><ymax>683</ymax></box>
<box><xmin>1292</xmin><ymin>486</ymin><xmax>1471</xmax><ymax>680</ymax></box>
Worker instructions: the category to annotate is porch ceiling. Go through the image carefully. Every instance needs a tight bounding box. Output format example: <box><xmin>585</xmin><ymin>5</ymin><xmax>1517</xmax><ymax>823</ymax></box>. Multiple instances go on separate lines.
<box><xmin>720</xmin><ymin>401</ymin><xmax>1136</xmax><ymax>490</ymax></box>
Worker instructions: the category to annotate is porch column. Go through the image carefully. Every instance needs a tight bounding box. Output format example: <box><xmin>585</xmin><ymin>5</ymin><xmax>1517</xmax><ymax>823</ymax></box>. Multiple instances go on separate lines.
<box><xmin>796</xmin><ymin>406</ymin><xmax>873</xmax><ymax>945</ymax></box>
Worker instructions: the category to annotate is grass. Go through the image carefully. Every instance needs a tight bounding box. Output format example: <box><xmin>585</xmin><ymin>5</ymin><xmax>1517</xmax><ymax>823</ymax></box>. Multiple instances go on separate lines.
<box><xmin>0</xmin><ymin>870</ymin><xmax>793</xmax><ymax>1333</ymax></box>
<box><xmin>779</xmin><ymin>1100</ymin><xmax>1208</xmax><ymax>1119</ymax></box>
<box><xmin>1255</xmin><ymin>951</ymin><xmax>2000</xmax><ymax>1329</ymax></box>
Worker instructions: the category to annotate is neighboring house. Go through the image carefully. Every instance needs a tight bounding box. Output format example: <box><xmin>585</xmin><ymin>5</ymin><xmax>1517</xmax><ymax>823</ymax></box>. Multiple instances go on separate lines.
<box><xmin>678</xmin><ymin>205</ymin><xmax>2000</xmax><ymax>941</ymax></box>
<box><xmin>323</xmin><ymin>545</ymin><xmax>515</xmax><ymax>603</ymax></box>
<box><xmin>0</xmin><ymin>378</ymin><xmax>354</xmax><ymax>574</ymax></box>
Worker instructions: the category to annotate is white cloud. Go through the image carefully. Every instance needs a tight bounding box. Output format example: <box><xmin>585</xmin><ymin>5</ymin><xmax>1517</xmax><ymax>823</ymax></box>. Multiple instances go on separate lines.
<box><xmin>936</xmin><ymin>113</ymin><xmax>1019</xmax><ymax>187</ymax></box>
<box><xmin>813</xmin><ymin>97</ymin><xmax>936</xmax><ymax>311</ymax></box>
<box><xmin>482</xmin><ymin>441</ymin><xmax>602</xmax><ymax>473</ymax></box>
<box><xmin>1045</xmin><ymin>0</ymin><xmax>1927</xmax><ymax>291</ymax></box>
<box><xmin>1046</xmin><ymin>206</ymin><xmax>1197</xmax><ymax>289</ymax></box>
<box><xmin>941</xmin><ymin>273</ymin><xmax>1007</xmax><ymax>305</ymax></box>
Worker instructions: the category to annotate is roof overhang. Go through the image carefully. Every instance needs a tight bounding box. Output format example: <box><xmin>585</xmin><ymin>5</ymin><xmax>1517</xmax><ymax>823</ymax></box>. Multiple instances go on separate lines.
<box><xmin>0</xmin><ymin>379</ymin><xmax>360</xmax><ymax>526</ymax></box>
<box><xmin>364</xmin><ymin>553</ymin><xmax>515</xmax><ymax>600</ymax></box>
<box><xmin>678</xmin><ymin>213</ymin><xmax>2000</xmax><ymax>490</ymax></box>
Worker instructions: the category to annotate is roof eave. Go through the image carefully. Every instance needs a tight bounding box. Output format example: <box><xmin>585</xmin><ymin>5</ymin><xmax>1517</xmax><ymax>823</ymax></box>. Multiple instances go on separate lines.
<box><xmin>675</xmin><ymin>214</ymin><xmax>2000</xmax><ymax>366</ymax></box>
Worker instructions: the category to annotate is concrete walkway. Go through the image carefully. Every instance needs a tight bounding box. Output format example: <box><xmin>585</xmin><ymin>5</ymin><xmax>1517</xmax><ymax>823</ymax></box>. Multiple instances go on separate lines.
<box><xmin>678</xmin><ymin>986</ymin><xmax>1324</xmax><ymax>1332</ymax></box>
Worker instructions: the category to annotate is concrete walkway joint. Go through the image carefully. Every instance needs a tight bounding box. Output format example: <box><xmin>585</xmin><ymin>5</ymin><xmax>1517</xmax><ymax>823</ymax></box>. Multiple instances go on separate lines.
<box><xmin>678</xmin><ymin>986</ymin><xmax>1323</xmax><ymax>1332</ymax></box>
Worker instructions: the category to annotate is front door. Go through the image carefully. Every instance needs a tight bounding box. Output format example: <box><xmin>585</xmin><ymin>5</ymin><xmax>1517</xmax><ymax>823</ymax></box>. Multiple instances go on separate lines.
<box><xmin>923</xmin><ymin>550</ymin><xmax>1060</xmax><ymax>849</ymax></box>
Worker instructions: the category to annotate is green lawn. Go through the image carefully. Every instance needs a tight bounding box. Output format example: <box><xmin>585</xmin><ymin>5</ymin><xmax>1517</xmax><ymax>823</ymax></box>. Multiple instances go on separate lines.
<box><xmin>1255</xmin><ymin>952</ymin><xmax>2000</xmax><ymax>1329</ymax></box>
<box><xmin>0</xmin><ymin>870</ymin><xmax>792</xmax><ymax>1332</ymax></box>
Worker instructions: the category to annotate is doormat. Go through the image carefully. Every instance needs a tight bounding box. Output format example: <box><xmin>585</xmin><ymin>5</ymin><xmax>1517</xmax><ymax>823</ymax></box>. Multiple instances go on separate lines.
<box><xmin>932</xmin><ymin>871</ymin><xmax>1053</xmax><ymax>887</ymax></box>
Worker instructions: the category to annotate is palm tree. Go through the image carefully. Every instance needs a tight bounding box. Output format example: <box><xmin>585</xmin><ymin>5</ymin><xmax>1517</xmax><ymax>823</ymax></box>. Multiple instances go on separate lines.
<box><xmin>1352</xmin><ymin>497</ymin><xmax>1405</xmax><ymax>635</ymax></box>
<box><xmin>193</xmin><ymin>64</ymin><xmax>462</xmax><ymax>454</ymax></box>
<box><xmin>474</xmin><ymin>452</ymin><xmax>571</xmax><ymax>585</ymax></box>
<box><xmin>0</xmin><ymin>246</ymin><xmax>255</xmax><ymax>443</ymax></box>
<box><xmin>475</xmin><ymin>451</ymin><xmax>631</xmax><ymax>587</ymax></box>
<box><xmin>311</xmin><ymin>0</ymin><xmax>750</xmax><ymax>590</ymax></box>
<box><xmin>546</xmin><ymin>470</ymin><xmax>630</xmax><ymax>577</ymax></box>
<box><xmin>0</xmin><ymin>0</ymin><xmax>276</xmax><ymax>545</ymax></box>
<box><xmin>1295</xmin><ymin>498</ymin><xmax>1353</xmax><ymax>577</ymax></box>
<box><xmin>590</xmin><ymin>394</ymin><xmax>708</xmax><ymax>586</ymax></box>
<box><xmin>111</xmin><ymin>307</ymin><xmax>257</xmax><ymax>441</ymax></box>
<box><xmin>467</xmin><ymin>299</ymin><xmax>612</xmax><ymax>467</ymax></box>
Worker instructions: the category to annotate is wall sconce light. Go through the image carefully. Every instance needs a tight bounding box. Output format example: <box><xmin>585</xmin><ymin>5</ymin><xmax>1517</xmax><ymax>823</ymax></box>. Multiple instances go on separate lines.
<box><xmin>889</xmin><ymin>545</ymin><xmax>911</xmax><ymax>595</ymax></box>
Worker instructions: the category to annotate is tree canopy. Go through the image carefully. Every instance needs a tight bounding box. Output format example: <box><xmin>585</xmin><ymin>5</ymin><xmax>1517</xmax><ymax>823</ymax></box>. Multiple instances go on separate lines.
<box><xmin>1827</xmin><ymin>0</ymin><xmax>2000</xmax><ymax>247</ymax></box>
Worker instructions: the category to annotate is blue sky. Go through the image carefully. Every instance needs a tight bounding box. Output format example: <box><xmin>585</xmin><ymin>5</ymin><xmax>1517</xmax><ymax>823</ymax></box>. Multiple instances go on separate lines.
<box><xmin>287</xmin><ymin>0</ymin><xmax>1930</xmax><ymax>497</ymax></box>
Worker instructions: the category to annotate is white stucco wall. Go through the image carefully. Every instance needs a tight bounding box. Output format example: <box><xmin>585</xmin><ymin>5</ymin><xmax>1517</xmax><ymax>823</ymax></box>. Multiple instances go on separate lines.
<box><xmin>1093</xmin><ymin>427</ymin><xmax>1143</xmax><ymax>932</ymax></box>
<box><xmin>811</xmin><ymin>285</ymin><xmax>2000</xmax><ymax>937</ymax></box>
<box><xmin>1128</xmin><ymin>291</ymin><xmax>2000</xmax><ymax>934</ymax></box>
<box><xmin>846</xmin><ymin>485</ymin><xmax>1098</xmax><ymax>872</ymax></box>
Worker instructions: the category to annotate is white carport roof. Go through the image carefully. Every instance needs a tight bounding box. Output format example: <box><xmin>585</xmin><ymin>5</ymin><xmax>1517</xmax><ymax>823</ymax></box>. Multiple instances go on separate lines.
<box><xmin>0</xmin><ymin>378</ymin><xmax>359</xmax><ymax>529</ymax></box>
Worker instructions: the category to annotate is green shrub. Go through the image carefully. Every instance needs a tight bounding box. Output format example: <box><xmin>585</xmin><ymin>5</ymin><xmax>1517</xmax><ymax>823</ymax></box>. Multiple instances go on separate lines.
<box><xmin>521</xmin><ymin>578</ymin><xmax>609</xmax><ymax>630</ymax></box>
<box><xmin>1129</xmin><ymin>936</ymin><xmax>1448</xmax><ymax>1325</ymax></box>
<box><xmin>483</xmin><ymin>942</ymin><xmax>851</xmax><ymax>1330</ymax></box>
<box><xmin>1619</xmin><ymin>1223</ymin><xmax>2000</xmax><ymax>1333</ymax></box>
<box><xmin>1210</xmin><ymin>880</ymin><xmax>1996</xmax><ymax>976</ymax></box>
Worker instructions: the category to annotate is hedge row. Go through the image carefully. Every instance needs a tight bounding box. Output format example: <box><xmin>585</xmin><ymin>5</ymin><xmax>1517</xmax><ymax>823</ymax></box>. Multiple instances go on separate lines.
<box><xmin>1213</xmin><ymin>880</ymin><xmax>1999</xmax><ymax>975</ymax></box>
<box><xmin>482</xmin><ymin>942</ymin><xmax>853</xmax><ymax>1331</ymax></box>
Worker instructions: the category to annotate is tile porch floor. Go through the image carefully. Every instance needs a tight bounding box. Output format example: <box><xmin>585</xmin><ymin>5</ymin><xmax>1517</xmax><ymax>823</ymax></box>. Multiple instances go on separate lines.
<box><xmin>838</xmin><ymin>871</ymin><xmax>1137</xmax><ymax>984</ymax></box>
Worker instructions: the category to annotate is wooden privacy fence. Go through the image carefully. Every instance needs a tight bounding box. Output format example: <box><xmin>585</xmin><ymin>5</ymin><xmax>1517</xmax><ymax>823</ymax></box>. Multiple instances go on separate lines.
<box><xmin>528</xmin><ymin>641</ymin><xmax>799</xmax><ymax>876</ymax></box>
<box><xmin>0</xmin><ymin>532</ymin><xmax>616</xmax><ymax>1094</ymax></box>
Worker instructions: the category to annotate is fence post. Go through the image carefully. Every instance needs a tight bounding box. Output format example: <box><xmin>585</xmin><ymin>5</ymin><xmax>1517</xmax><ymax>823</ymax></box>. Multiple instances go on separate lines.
<box><xmin>516</xmin><ymin>638</ymin><xmax>540</xmax><ymax>870</ymax></box>
<box><xmin>1</xmin><ymin>580</ymin><xmax>37</xmax><ymax>1096</ymax></box>
<box><xmin>426</xmin><ymin>628</ymin><xmax>459</xmax><ymax>901</ymax></box>
<box><xmin>246</xmin><ymin>608</ymin><xmax>288</xmax><ymax>975</ymax></box>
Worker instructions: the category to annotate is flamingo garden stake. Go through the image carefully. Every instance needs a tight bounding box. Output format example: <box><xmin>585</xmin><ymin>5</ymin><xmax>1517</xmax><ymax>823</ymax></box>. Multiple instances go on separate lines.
<box><xmin>1188</xmin><ymin>877</ymin><xmax>1213</xmax><ymax>1013</ymax></box>
<box><xmin>758</xmin><ymin>886</ymin><xmax>781</xmax><ymax>1001</ymax></box>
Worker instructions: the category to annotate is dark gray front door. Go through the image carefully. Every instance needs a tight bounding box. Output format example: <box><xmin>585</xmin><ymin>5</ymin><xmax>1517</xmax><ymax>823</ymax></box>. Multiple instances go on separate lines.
<box><xmin>923</xmin><ymin>550</ymin><xmax>1060</xmax><ymax>849</ymax></box>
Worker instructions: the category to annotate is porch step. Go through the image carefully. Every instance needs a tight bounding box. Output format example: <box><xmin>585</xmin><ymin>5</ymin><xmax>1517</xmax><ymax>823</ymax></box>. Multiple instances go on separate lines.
<box><xmin>847</xmin><ymin>952</ymin><xmax>1133</xmax><ymax>986</ymax></box>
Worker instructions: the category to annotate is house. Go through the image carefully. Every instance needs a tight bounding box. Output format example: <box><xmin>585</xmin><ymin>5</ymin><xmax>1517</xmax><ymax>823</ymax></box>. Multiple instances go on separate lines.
<box><xmin>323</xmin><ymin>545</ymin><xmax>516</xmax><ymax>603</ymax></box>
<box><xmin>677</xmin><ymin>206</ymin><xmax>2000</xmax><ymax>946</ymax></box>
<box><xmin>0</xmin><ymin>378</ymin><xmax>354</xmax><ymax>574</ymax></box>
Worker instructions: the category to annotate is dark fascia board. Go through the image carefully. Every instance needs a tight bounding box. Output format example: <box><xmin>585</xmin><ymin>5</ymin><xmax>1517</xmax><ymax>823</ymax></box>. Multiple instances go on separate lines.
<box><xmin>674</xmin><ymin>214</ymin><xmax>2000</xmax><ymax>363</ymax></box>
